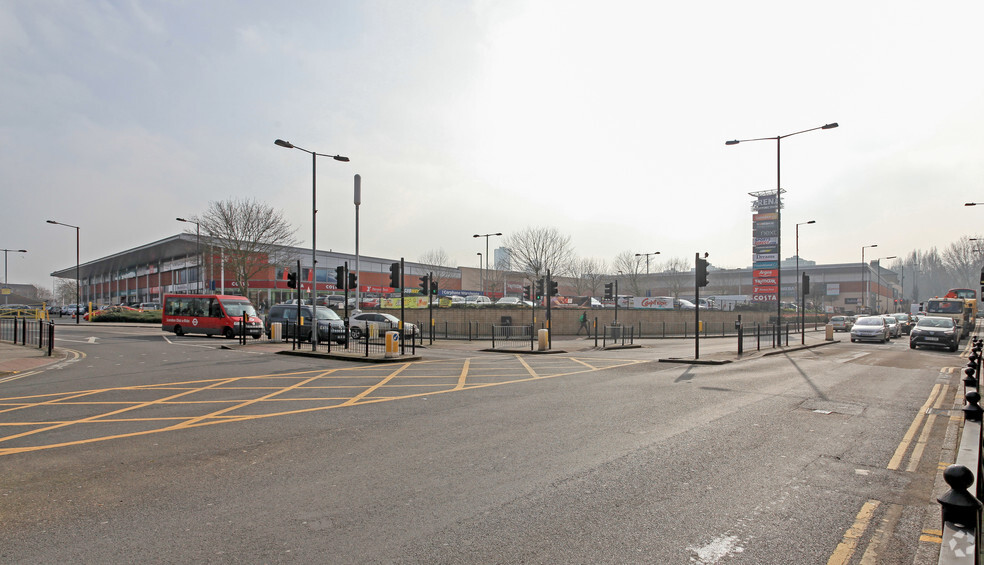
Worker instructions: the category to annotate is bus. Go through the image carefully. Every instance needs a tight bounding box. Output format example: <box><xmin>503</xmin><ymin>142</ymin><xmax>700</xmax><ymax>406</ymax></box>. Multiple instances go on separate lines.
<box><xmin>162</xmin><ymin>294</ymin><xmax>263</xmax><ymax>339</ymax></box>
<box><xmin>945</xmin><ymin>288</ymin><xmax>978</xmax><ymax>320</ymax></box>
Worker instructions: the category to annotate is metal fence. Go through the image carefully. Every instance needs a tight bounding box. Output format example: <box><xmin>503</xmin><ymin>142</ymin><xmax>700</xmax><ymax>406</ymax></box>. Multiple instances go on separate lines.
<box><xmin>0</xmin><ymin>317</ymin><xmax>55</xmax><ymax>356</ymax></box>
<box><xmin>274</xmin><ymin>321</ymin><xmax>418</xmax><ymax>357</ymax></box>
<box><xmin>603</xmin><ymin>318</ymin><xmax>823</xmax><ymax>339</ymax></box>
<box><xmin>491</xmin><ymin>324</ymin><xmax>534</xmax><ymax>350</ymax></box>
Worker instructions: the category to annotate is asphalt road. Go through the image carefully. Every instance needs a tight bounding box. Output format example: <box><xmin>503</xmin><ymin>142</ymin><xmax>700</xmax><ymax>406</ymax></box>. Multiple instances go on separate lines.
<box><xmin>0</xmin><ymin>323</ymin><xmax>969</xmax><ymax>564</ymax></box>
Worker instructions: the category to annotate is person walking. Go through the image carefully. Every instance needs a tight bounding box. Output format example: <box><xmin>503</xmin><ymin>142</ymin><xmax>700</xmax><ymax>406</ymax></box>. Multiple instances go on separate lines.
<box><xmin>577</xmin><ymin>311</ymin><xmax>589</xmax><ymax>335</ymax></box>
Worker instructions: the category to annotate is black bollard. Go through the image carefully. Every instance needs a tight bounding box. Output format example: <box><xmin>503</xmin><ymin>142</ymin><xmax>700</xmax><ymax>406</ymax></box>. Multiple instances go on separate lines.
<box><xmin>964</xmin><ymin>390</ymin><xmax>983</xmax><ymax>422</ymax></box>
<box><xmin>938</xmin><ymin>464</ymin><xmax>982</xmax><ymax>528</ymax></box>
<box><xmin>964</xmin><ymin>364</ymin><xmax>979</xmax><ymax>388</ymax></box>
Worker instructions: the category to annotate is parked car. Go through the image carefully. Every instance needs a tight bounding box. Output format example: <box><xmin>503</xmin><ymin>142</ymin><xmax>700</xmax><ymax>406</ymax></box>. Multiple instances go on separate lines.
<box><xmin>891</xmin><ymin>313</ymin><xmax>914</xmax><ymax>335</ymax></box>
<box><xmin>465</xmin><ymin>295</ymin><xmax>492</xmax><ymax>307</ymax></box>
<box><xmin>139</xmin><ymin>302</ymin><xmax>161</xmax><ymax>310</ymax></box>
<box><xmin>881</xmin><ymin>315</ymin><xmax>901</xmax><ymax>338</ymax></box>
<box><xmin>909</xmin><ymin>316</ymin><xmax>960</xmax><ymax>352</ymax></box>
<box><xmin>850</xmin><ymin>316</ymin><xmax>889</xmax><ymax>343</ymax></box>
<box><xmin>496</xmin><ymin>296</ymin><xmax>523</xmax><ymax>307</ymax></box>
<box><xmin>348</xmin><ymin>312</ymin><xmax>416</xmax><ymax>339</ymax></box>
<box><xmin>321</xmin><ymin>295</ymin><xmax>356</xmax><ymax>309</ymax></box>
<box><xmin>830</xmin><ymin>315</ymin><xmax>853</xmax><ymax>332</ymax></box>
<box><xmin>264</xmin><ymin>303</ymin><xmax>347</xmax><ymax>343</ymax></box>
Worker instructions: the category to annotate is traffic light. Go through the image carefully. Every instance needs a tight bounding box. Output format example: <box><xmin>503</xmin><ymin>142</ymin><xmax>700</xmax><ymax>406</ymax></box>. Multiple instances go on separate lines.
<box><xmin>549</xmin><ymin>279</ymin><xmax>559</xmax><ymax>297</ymax></box>
<box><xmin>389</xmin><ymin>262</ymin><xmax>401</xmax><ymax>288</ymax></box>
<box><xmin>419</xmin><ymin>275</ymin><xmax>430</xmax><ymax>293</ymax></box>
<box><xmin>430</xmin><ymin>279</ymin><xmax>439</xmax><ymax>295</ymax></box>
<box><xmin>347</xmin><ymin>272</ymin><xmax>357</xmax><ymax>289</ymax></box>
<box><xmin>802</xmin><ymin>273</ymin><xmax>810</xmax><ymax>295</ymax></box>
<box><xmin>696</xmin><ymin>257</ymin><xmax>709</xmax><ymax>287</ymax></box>
<box><xmin>287</xmin><ymin>271</ymin><xmax>298</xmax><ymax>289</ymax></box>
<box><xmin>604</xmin><ymin>282</ymin><xmax>614</xmax><ymax>300</ymax></box>
<box><xmin>523</xmin><ymin>285</ymin><xmax>532</xmax><ymax>301</ymax></box>
<box><xmin>335</xmin><ymin>266</ymin><xmax>345</xmax><ymax>285</ymax></box>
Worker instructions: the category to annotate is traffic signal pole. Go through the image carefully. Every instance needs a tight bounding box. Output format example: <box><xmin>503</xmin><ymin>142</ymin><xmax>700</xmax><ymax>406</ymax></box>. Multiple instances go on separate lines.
<box><xmin>695</xmin><ymin>253</ymin><xmax>700</xmax><ymax>360</ymax></box>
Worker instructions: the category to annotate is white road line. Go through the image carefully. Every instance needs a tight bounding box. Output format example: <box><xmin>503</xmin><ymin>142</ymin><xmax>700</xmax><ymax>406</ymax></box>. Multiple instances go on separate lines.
<box><xmin>838</xmin><ymin>352</ymin><xmax>870</xmax><ymax>363</ymax></box>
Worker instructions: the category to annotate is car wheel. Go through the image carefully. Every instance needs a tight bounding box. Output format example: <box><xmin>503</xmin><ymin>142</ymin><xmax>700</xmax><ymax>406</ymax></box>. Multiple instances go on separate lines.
<box><xmin>223</xmin><ymin>327</ymin><xmax>235</xmax><ymax>339</ymax></box>
<box><xmin>950</xmin><ymin>343</ymin><xmax>959</xmax><ymax>352</ymax></box>
<box><xmin>850</xmin><ymin>337</ymin><xmax>856</xmax><ymax>343</ymax></box>
<box><xmin>350</xmin><ymin>326</ymin><xmax>362</xmax><ymax>339</ymax></box>
<box><xmin>174</xmin><ymin>325</ymin><xmax>184</xmax><ymax>336</ymax></box>
<box><xmin>909</xmin><ymin>342</ymin><xmax>916</xmax><ymax>349</ymax></box>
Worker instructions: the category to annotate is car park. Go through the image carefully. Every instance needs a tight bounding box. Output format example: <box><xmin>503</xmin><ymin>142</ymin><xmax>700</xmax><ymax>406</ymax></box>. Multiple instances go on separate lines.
<box><xmin>850</xmin><ymin>316</ymin><xmax>889</xmax><ymax>343</ymax></box>
<box><xmin>830</xmin><ymin>316</ymin><xmax>853</xmax><ymax>332</ymax></box>
<box><xmin>881</xmin><ymin>315</ymin><xmax>901</xmax><ymax>338</ymax></box>
<box><xmin>264</xmin><ymin>303</ymin><xmax>347</xmax><ymax>343</ymax></box>
<box><xmin>348</xmin><ymin>312</ymin><xmax>416</xmax><ymax>339</ymax></box>
<box><xmin>909</xmin><ymin>316</ymin><xmax>960</xmax><ymax>352</ymax></box>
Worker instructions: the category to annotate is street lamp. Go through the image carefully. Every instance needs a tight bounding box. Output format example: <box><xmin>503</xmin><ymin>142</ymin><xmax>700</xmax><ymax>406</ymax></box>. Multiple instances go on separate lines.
<box><xmin>726</xmin><ymin>122</ymin><xmax>839</xmax><ymax>323</ymax></box>
<box><xmin>875</xmin><ymin>256</ymin><xmax>896</xmax><ymax>314</ymax></box>
<box><xmin>274</xmin><ymin>139</ymin><xmax>349</xmax><ymax>351</ymax></box>
<box><xmin>473</xmin><ymin>232</ymin><xmax>502</xmax><ymax>296</ymax></box>
<box><xmin>47</xmin><ymin>220</ymin><xmax>81</xmax><ymax>325</ymax></box>
<box><xmin>635</xmin><ymin>251</ymin><xmax>660</xmax><ymax>298</ymax></box>
<box><xmin>861</xmin><ymin>244</ymin><xmax>877</xmax><ymax>313</ymax></box>
<box><xmin>1</xmin><ymin>248</ymin><xmax>27</xmax><ymax>305</ymax></box>
<box><xmin>176</xmin><ymin>218</ymin><xmax>202</xmax><ymax>294</ymax></box>
<box><xmin>795</xmin><ymin>220</ymin><xmax>815</xmax><ymax>344</ymax></box>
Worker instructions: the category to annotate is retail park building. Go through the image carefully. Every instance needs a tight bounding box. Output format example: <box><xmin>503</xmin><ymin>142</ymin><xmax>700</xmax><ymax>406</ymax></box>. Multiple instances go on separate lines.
<box><xmin>48</xmin><ymin>234</ymin><xmax>905</xmax><ymax>314</ymax></box>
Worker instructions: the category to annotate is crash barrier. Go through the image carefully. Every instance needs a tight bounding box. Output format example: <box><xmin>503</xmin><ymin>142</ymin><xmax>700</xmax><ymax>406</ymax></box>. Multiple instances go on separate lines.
<box><xmin>491</xmin><ymin>324</ymin><xmax>534</xmax><ymax>350</ymax></box>
<box><xmin>938</xmin><ymin>336</ymin><xmax>983</xmax><ymax>565</ymax></box>
<box><xmin>0</xmin><ymin>317</ymin><xmax>55</xmax><ymax>356</ymax></box>
<box><xmin>0</xmin><ymin>307</ymin><xmax>47</xmax><ymax>321</ymax></box>
<box><xmin>274</xmin><ymin>320</ymin><xmax>417</xmax><ymax>357</ymax></box>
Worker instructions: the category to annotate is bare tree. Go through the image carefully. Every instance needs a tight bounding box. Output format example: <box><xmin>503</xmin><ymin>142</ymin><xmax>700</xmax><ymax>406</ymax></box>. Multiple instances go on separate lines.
<box><xmin>503</xmin><ymin>226</ymin><xmax>575</xmax><ymax>280</ymax></box>
<box><xmin>570</xmin><ymin>257</ymin><xmax>609</xmax><ymax>296</ymax></box>
<box><xmin>418</xmin><ymin>248</ymin><xmax>459</xmax><ymax>292</ymax></box>
<box><xmin>612</xmin><ymin>251</ymin><xmax>644</xmax><ymax>296</ymax></box>
<box><xmin>193</xmin><ymin>198</ymin><xmax>299</xmax><ymax>296</ymax></box>
<box><xmin>32</xmin><ymin>284</ymin><xmax>54</xmax><ymax>303</ymax></box>
<box><xmin>942</xmin><ymin>235</ymin><xmax>983</xmax><ymax>291</ymax></box>
<box><xmin>659</xmin><ymin>256</ymin><xmax>692</xmax><ymax>298</ymax></box>
<box><xmin>55</xmin><ymin>279</ymin><xmax>78</xmax><ymax>304</ymax></box>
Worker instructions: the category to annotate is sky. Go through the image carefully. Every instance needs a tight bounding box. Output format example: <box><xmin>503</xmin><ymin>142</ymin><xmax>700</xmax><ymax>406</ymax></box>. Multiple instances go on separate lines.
<box><xmin>2</xmin><ymin>0</ymin><xmax>983</xmax><ymax>291</ymax></box>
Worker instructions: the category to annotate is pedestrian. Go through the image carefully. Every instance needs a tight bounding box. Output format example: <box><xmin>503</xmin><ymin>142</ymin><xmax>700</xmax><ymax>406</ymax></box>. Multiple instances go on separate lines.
<box><xmin>577</xmin><ymin>311</ymin><xmax>589</xmax><ymax>335</ymax></box>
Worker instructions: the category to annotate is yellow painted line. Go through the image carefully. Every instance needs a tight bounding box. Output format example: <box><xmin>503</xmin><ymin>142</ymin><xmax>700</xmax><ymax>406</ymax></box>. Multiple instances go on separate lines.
<box><xmin>454</xmin><ymin>358</ymin><xmax>471</xmax><ymax>390</ymax></box>
<box><xmin>516</xmin><ymin>355</ymin><xmax>540</xmax><ymax>378</ymax></box>
<box><xmin>827</xmin><ymin>499</ymin><xmax>880</xmax><ymax>565</ymax></box>
<box><xmin>338</xmin><ymin>363</ymin><xmax>411</xmax><ymax>406</ymax></box>
<box><xmin>921</xmin><ymin>528</ymin><xmax>943</xmax><ymax>544</ymax></box>
<box><xmin>887</xmin><ymin>383</ymin><xmax>943</xmax><ymax>470</ymax></box>
<box><xmin>859</xmin><ymin>503</ymin><xmax>902</xmax><ymax>564</ymax></box>
<box><xmin>906</xmin><ymin>384</ymin><xmax>950</xmax><ymax>472</ymax></box>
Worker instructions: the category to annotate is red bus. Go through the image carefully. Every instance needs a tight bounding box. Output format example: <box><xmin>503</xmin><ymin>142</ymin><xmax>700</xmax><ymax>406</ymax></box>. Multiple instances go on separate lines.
<box><xmin>162</xmin><ymin>294</ymin><xmax>263</xmax><ymax>339</ymax></box>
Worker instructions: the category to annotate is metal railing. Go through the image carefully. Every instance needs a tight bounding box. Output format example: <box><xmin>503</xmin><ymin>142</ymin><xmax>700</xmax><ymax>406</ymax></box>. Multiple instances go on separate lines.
<box><xmin>274</xmin><ymin>321</ymin><xmax>417</xmax><ymax>357</ymax></box>
<box><xmin>0</xmin><ymin>317</ymin><xmax>55</xmax><ymax>356</ymax></box>
<box><xmin>491</xmin><ymin>324</ymin><xmax>534</xmax><ymax>350</ymax></box>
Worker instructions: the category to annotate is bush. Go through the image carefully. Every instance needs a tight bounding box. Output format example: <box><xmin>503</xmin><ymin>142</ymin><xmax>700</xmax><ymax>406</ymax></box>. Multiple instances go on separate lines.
<box><xmin>90</xmin><ymin>309</ymin><xmax>162</xmax><ymax>323</ymax></box>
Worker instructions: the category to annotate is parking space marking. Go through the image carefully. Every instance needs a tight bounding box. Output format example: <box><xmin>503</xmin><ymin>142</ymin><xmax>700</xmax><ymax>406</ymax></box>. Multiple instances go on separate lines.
<box><xmin>0</xmin><ymin>355</ymin><xmax>650</xmax><ymax>455</ymax></box>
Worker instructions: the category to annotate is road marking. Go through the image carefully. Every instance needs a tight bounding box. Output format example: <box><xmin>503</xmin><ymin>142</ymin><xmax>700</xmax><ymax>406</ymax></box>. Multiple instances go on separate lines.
<box><xmin>837</xmin><ymin>352</ymin><xmax>870</xmax><ymax>363</ymax></box>
<box><xmin>859</xmin><ymin>502</ymin><xmax>902</xmax><ymax>563</ymax></box>
<box><xmin>827</xmin><ymin>499</ymin><xmax>880</xmax><ymax>565</ymax></box>
<box><xmin>887</xmin><ymin>383</ymin><xmax>945</xmax><ymax>471</ymax></box>
<box><xmin>906</xmin><ymin>383</ymin><xmax>951</xmax><ymax>472</ymax></box>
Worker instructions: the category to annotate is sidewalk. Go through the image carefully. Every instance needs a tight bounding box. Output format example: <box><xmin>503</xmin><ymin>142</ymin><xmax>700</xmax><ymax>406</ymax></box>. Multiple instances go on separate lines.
<box><xmin>0</xmin><ymin>342</ymin><xmax>65</xmax><ymax>376</ymax></box>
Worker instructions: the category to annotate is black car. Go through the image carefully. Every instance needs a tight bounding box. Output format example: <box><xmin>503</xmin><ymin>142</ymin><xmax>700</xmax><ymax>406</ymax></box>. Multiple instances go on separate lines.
<box><xmin>264</xmin><ymin>304</ymin><xmax>347</xmax><ymax>343</ymax></box>
<box><xmin>909</xmin><ymin>316</ymin><xmax>959</xmax><ymax>352</ymax></box>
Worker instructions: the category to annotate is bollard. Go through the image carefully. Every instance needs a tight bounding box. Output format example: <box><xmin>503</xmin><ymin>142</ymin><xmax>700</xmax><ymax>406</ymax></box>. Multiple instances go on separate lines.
<box><xmin>385</xmin><ymin>331</ymin><xmax>400</xmax><ymax>358</ymax></box>
<box><xmin>537</xmin><ymin>328</ymin><xmax>549</xmax><ymax>351</ymax></box>
<box><xmin>964</xmin><ymin>364</ymin><xmax>979</xmax><ymax>388</ymax></box>
<box><xmin>938</xmin><ymin>464</ymin><xmax>983</xmax><ymax>528</ymax></box>
<box><xmin>964</xmin><ymin>390</ymin><xmax>983</xmax><ymax>422</ymax></box>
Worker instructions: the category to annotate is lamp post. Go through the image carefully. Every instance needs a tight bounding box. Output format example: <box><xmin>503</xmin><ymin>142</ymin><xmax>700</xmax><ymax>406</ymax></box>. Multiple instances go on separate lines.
<box><xmin>861</xmin><ymin>244</ymin><xmax>877</xmax><ymax>313</ymax></box>
<box><xmin>176</xmin><ymin>217</ymin><xmax>202</xmax><ymax>294</ymax></box>
<box><xmin>795</xmin><ymin>220</ymin><xmax>815</xmax><ymax>344</ymax></box>
<box><xmin>275</xmin><ymin>139</ymin><xmax>349</xmax><ymax>351</ymax></box>
<box><xmin>47</xmin><ymin>220</ymin><xmax>81</xmax><ymax>325</ymax></box>
<box><xmin>875</xmin><ymin>256</ymin><xmax>896</xmax><ymax>314</ymax></box>
<box><xmin>473</xmin><ymin>232</ymin><xmax>502</xmax><ymax>296</ymax></box>
<box><xmin>2</xmin><ymin>248</ymin><xmax>27</xmax><ymax>305</ymax></box>
<box><xmin>635</xmin><ymin>252</ymin><xmax>660</xmax><ymax>297</ymax></box>
<box><xmin>726</xmin><ymin>122</ymin><xmax>839</xmax><ymax>324</ymax></box>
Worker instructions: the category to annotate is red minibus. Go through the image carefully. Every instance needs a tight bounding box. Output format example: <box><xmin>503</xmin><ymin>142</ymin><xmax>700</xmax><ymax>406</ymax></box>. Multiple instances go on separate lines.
<box><xmin>162</xmin><ymin>294</ymin><xmax>263</xmax><ymax>339</ymax></box>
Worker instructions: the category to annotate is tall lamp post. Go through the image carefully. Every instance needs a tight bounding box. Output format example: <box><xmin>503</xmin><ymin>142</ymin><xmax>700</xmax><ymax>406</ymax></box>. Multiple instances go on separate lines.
<box><xmin>2</xmin><ymin>248</ymin><xmax>27</xmax><ymax>305</ymax></box>
<box><xmin>861</xmin><ymin>244</ymin><xmax>878</xmax><ymax>313</ymax></box>
<box><xmin>795</xmin><ymin>220</ymin><xmax>815</xmax><ymax>344</ymax></box>
<box><xmin>635</xmin><ymin>251</ymin><xmax>660</xmax><ymax>297</ymax></box>
<box><xmin>726</xmin><ymin>122</ymin><xmax>839</xmax><ymax>323</ymax></box>
<box><xmin>275</xmin><ymin>139</ymin><xmax>349</xmax><ymax>351</ymax></box>
<box><xmin>473</xmin><ymin>232</ymin><xmax>502</xmax><ymax>296</ymax></box>
<box><xmin>47</xmin><ymin>220</ymin><xmax>81</xmax><ymax>325</ymax></box>
<box><xmin>875</xmin><ymin>256</ymin><xmax>897</xmax><ymax>313</ymax></box>
<box><xmin>176</xmin><ymin>217</ymin><xmax>202</xmax><ymax>294</ymax></box>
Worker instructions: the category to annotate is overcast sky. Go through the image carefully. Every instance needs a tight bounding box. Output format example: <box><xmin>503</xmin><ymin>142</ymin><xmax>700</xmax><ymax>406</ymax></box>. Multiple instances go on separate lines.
<box><xmin>3</xmin><ymin>0</ymin><xmax>983</xmax><ymax>290</ymax></box>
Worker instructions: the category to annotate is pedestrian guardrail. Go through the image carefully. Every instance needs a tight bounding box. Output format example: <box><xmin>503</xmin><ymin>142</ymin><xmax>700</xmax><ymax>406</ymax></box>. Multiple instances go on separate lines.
<box><xmin>0</xmin><ymin>317</ymin><xmax>54</xmax><ymax>356</ymax></box>
<box><xmin>491</xmin><ymin>324</ymin><xmax>534</xmax><ymax>350</ymax></box>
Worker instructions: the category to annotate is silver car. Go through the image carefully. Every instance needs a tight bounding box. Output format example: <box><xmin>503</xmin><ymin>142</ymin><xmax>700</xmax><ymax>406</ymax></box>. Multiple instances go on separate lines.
<box><xmin>850</xmin><ymin>316</ymin><xmax>889</xmax><ymax>343</ymax></box>
<box><xmin>348</xmin><ymin>312</ymin><xmax>416</xmax><ymax>339</ymax></box>
<box><xmin>881</xmin><ymin>315</ymin><xmax>901</xmax><ymax>338</ymax></box>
